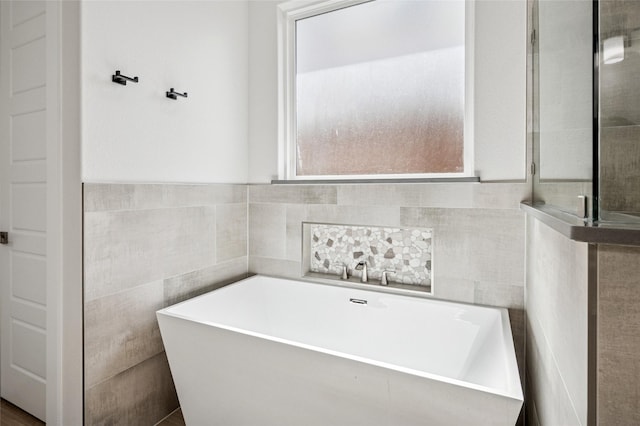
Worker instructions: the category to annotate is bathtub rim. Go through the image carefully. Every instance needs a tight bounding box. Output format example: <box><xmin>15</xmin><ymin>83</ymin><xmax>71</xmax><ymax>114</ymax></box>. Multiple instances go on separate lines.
<box><xmin>157</xmin><ymin>274</ymin><xmax>524</xmax><ymax>403</ymax></box>
<box><xmin>300</xmin><ymin>270</ymin><xmax>433</xmax><ymax>298</ymax></box>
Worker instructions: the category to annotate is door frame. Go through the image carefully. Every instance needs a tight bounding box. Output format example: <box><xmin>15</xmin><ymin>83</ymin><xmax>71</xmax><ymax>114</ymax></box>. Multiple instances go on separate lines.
<box><xmin>0</xmin><ymin>1</ymin><xmax>82</xmax><ymax>423</ymax></box>
<box><xmin>45</xmin><ymin>1</ymin><xmax>83</xmax><ymax>425</ymax></box>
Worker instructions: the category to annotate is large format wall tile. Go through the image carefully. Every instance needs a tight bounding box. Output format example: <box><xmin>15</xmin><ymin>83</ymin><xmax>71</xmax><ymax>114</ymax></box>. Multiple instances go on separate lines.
<box><xmin>337</xmin><ymin>182</ymin><xmax>529</xmax><ymax>210</ymax></box>
<box><xmin>84</xmin><ymin>183</ymin><xmax>246</xmax><ymax>212</ymax></box>
<box><xmin>401</xmin><ymin>207</ymin><xmax>525</xmax><ymax>287</ymax></box>
<box><xmin>248</xmin><ymin>184</ymin><xmax>526</xmax><ymax>303</ymax></box>
<box><xmin>525</xmin><ymin>370</ymin><xmax>542</xmax><ymax>426</ymax></box>
<box><xmin>280</xmin><ymin>204</ymin><xmax>404</xmax><ymax>264</ymax></box>
<box><xmin>84</xmin><ymin>183</ymin><xmax>248</xmax><ymax>426</ymax></box>
<box><xmin>162</xmin><ymin>184</ymin><xmax>247</xmax><ymax>207</ymax></box>
<box><xmin>508</xmin><ymin>307</ymin><xmax>525</xmax><ymax>381</ymax></box>
<box><xmin>85</xmin><ymin>352</ymin><xmax>179</xmax><ymax>426</ymax></box>
<box><xmin>305</xmin><ymin>205</ymin><xmax>402</xmax><ymax>228</ymax></box>
<box><xmin>84</xmin><ymin>206</ymin><xmax>216</xmax><ymax>302</ymax></box>
<box><xmin>164</xmin><ymin>256</ymin><xmax>248</xmax><ymax>307</ymax></box>
<box><xmin>85</xmin><ymin>280</ymin><xmax>165</xmax><ymax>389</ymax></box>
<box><xmin>249</xmin><ymin>203</ymin><xmax>287</xmax><ymax>258</ymax></box>
<box><xmin>249</xmin><ymin>256</ymin><xmax>302</xmax><ymax>278</ymax></box>
<box><xmin>526</xmin><ymin>319</ymin><xmax>583</xmax><ymax>426</ymax></box>
<box><xmin>599</xmin><ymin>0</ymin><xmax>640</xmax><ymax>215</ymax></box>
<box><xmin>534</xmin><ymin>181</ymin><xmax>593</xmax><ymax>216</ymax></box>
<box><xmin>598</xmin><ymin>244</ymin><xmax>640</xmax><ymax>426</ymax></box>
<box><xmin>84</xmin><ymin>184</ymin><xmax>165</xmax><ymax>212</ymax></box>
<box><xmin>337</xmin><ymin>183</ymin><xmax>473</xmax><ymax>208</ymax></box>
<box><xmin>600</xmin><ymin>126</ymin><xmax>640</xmax><ymax>213</ymax></box>
<box><xmin>526</xmin><ymin>216</ymin><xmax>588</xmax><ymax>426</ymax></box>
<box><xmin>474</xmin><ymin>282</ymin><xmax>524</xmax><ymax>309</ymax></box>
<box><xmin>216</xmin><ymin>203</ymin><xmax>248</xmax><ymax>262</ymax></box>
<box><xmin>285</xmin><ymin>204</ymin><xmax>308</xmax><ymax>261</ymax></box>
<box><xmin>248</xmin><ymin>184</ymin><xmax>337</xmax><ymax>204</ymax></box>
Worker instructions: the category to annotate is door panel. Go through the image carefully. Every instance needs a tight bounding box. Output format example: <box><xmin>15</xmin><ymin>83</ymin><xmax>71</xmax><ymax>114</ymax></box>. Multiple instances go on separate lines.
<box><xmin>11</xmin><ymin>252</ymin><xmax>46</xmax><ymax>305</ymax></box>
<box><xmin>11</xmin><ymin>320</ymin><xmax>46</xmax><ymax>378</ymax></box>
<box><xmin>12</xmin><ymin>184</ymin><xmax>47</xmax><ymax>232</ymax></box>
<box><xmin>11</xmin><ymin>37</ymin><xmax>46</xmax><ymax>94</ymax></box>
<box><xmin>0</xmin><ymin>1</ymin><xmax>48</xmax><ymax>421</ymax></box>
<box><xmin>11</xmin><ymin>110</ymin><xmax>47</xmax><ymax>161</ymax></box>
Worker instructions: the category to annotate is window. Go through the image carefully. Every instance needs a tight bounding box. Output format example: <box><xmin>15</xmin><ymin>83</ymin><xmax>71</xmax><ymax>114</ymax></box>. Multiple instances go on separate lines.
<box><xmin>278</xmin><ymin>0</ymin><xmax>473</xmax><ymax>180</ymax></box>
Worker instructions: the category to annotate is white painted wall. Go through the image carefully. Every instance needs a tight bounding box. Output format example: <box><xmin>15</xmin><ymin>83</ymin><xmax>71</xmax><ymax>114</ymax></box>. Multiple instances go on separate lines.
<box><xmin>473</xmin><ymin>0</ymin><xmax>527</xmax><ymax>181</ymax></box>
<box><xmin>248</xmin><ymin>0</ymin><xmax>278</xmax><ymax>183</ymax></box>
<box><xmin>538</xmin><ymin>0</ymin><xmax>592</xmax><ymax>180</ymax></box>
<box><xmin>248</xmin><ymin>0</ymin><xmax>527</xmax><ymax>182</ymax></box>
<box><xmin>81</xmin><ymin>0</ymin><xmax>249</xmax><ymax>183</ymax></box>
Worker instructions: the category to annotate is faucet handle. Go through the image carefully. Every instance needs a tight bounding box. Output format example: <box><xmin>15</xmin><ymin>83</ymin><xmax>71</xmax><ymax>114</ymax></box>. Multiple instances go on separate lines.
<box><xmin>380</xmin><ymin>269</ymin><xmax>395</xmax><ymax>286</ymax></box>
<box><xmin>333</xmin><ymin>262</ymin><xmax>349</xmax><ymax>280</ymax></box>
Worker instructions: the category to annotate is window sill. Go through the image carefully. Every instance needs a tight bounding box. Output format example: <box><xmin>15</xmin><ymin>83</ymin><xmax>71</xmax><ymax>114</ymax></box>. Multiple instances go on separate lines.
<box><xmin>271</xmin><ymin>177</ymin><xmax>480</xmax><ymax>185</ymax></box>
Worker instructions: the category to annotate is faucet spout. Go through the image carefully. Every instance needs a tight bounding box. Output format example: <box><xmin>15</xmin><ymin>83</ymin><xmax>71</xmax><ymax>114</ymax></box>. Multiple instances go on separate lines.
<box><xmin>355</xmin><ymin>261</ymin><xmax>368</xmax><ymax>283</ymax></box>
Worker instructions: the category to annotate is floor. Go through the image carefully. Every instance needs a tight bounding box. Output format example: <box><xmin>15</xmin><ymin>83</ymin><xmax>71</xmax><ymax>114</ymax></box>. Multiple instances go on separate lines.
<box><xmin>0</xmin><ymin>399</ymin><xmax>44</xmax><ymax>426</ymax></box>
<box><xmin>0</xmin><ymin>399</ymin><xmax>185</xmax><ymax>426</ymax></box>
<box><xmin>157</xmin><ymin>408</ymin><xmax>185</xmax><ymax>426</ymax></box>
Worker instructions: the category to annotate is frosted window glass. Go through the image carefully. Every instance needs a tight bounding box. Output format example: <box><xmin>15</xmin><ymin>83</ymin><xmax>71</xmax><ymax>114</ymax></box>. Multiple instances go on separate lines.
<box><xmin>295</xmin><ymin>0</ymin><xmax>465</xmax><ymax>177</ymax></box>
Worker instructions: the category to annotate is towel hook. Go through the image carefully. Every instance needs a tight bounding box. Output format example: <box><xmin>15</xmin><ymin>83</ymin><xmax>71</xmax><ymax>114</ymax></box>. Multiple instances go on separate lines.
<box><xmin>166</xmin><ymin>88</ymin><xmax>188</xmax><ymax>100</ymax></box>
<box><xmin>112</xmin><ymin>70</ymin><xmax>139</xmax><ymax>85</ymax></box>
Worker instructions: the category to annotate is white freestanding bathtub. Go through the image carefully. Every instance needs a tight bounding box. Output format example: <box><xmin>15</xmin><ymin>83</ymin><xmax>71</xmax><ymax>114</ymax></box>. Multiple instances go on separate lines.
<box><xmin>157</xmin><ymin>275</ymin><xmax>523</xmax><ymax>426</ymax></box>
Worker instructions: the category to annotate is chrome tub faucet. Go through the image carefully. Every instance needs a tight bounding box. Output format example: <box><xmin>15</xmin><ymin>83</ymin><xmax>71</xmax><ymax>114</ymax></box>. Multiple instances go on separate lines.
<box><xmin>355</xmin><ymin>261</ymin><xmax>368</xmax><ymax>283</ymax></box>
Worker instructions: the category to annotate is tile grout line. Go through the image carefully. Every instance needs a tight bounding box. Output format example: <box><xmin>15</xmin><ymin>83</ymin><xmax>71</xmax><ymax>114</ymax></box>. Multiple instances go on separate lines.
<box><xmin>154</xmin><ymin>407</ymin><xmax>182</xmax><ymax>426</ymax></box>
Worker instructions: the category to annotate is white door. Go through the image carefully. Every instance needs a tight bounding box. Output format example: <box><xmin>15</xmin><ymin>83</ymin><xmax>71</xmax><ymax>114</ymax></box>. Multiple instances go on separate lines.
<box><xmin>0</xmin><ymin>0</ymin><xmax>48</xmax><ymax>421</ymax></box>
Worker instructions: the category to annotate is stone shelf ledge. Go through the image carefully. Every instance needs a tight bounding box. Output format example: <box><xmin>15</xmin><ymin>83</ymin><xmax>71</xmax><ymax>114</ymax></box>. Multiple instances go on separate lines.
<box><xmin>521</xmin><ymin>202</ymin><xmax>640</xmax><ymax>246</ymax></box>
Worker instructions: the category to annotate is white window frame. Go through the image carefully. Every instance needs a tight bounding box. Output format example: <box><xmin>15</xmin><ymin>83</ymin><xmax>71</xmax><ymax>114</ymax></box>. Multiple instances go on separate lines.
<box><xmin>277</xmin><ymin>0</ymin><xmax>476</xmax><ymax>181</ymax></box>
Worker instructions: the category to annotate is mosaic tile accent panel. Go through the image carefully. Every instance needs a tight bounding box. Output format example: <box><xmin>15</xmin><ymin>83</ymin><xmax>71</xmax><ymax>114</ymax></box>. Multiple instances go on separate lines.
<box><xmin>310</xmin><ymin>224</ymin><xmax>432</xmax><ymax>286</ymax></box>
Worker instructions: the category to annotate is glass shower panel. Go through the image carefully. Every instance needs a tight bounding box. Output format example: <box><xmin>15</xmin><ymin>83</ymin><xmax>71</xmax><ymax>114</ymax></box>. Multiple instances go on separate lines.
<box><xmin>534</xmin><ymin>0</ymin><xmax>593</xmax><ymax>215</ymax></box>
<box><xmin>599</xmin><ymin>0</ymin><xmax>640</xmax><ymax>222</ymax></box>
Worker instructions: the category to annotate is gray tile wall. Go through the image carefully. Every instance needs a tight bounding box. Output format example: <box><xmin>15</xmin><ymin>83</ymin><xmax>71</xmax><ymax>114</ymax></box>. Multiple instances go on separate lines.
<box><xmin>84</xmin><ymin>181</ymin><xmax>532</xmax><ymax>423</ymax></box>
<box><xmin>600</xmin><ymin>126</ymin><xmax>640</xmax><ymax>214</ymax></box>
<box><xmin>83</xmin><ymin>184</ymin><xmax>248</xmax><ymax>425</ymax></box>
<box><xmin>599</xmin><ymin>1</ymin><xmax>640</xmax><ymax>215</ymax></box>
<box><xmin>598</xmin><ymin>244</ymin><xmax>640</xmax><ymax>426</ymax></box>
<box><xmin>248</xmin><ymin>182</ymin><xmax>529</xmax><ymax>381</ymax></box>
<box><xmin>525</xmin><ymin>216</ymin><xmax>589</xmax><ymax>426</ymax></box>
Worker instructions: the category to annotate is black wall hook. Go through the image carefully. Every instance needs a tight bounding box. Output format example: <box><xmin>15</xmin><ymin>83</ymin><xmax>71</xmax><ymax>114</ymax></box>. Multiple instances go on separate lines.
<box><xmin>166</xmin><ymin>88</ymin><xmax>188</xmax><ymax>100</ymax></box>
<box><xmin>112</xmin><ymin>70</ymin><xmax>139</xmax><ymax>85</ymax></box>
